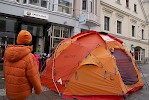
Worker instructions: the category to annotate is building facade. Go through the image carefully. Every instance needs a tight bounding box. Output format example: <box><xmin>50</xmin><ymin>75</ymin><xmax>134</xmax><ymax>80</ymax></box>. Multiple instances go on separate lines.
<box><xmin>0</xmin><ymin>0</ymin><xmax>148</xmax><ymax>63</ymax></box>
<box><xmin>142</xmin><ymin>0</ymin><xmax>149</xmax><ymax>62</ymax></box>
<box><xmin>0</xmin><ymin>0</ymin><xmax>74</xmax><ymax>61</ymax></box>
<box><xmin>142</xmin><ymin>0</ymin><xmax>149</xmax><ymax>20</ymax></box>
<box><xmin>0</xmin><ymin>0</ymin><xmax>101</xmax><ymax>61</ymax></box>
<box><xmin>142</xmin><ymin>0</ymin><xmax>149</xmax><ymax>39</ymax></box>
<box><xmin>100</xmin><ymin>0</ymin><xmax>149</xmax><ymax>63</ymax></box>
<box><xmin>73</xmin><ymin>0</ymin><xmax>100</xmax><ymax>34</ymax></box>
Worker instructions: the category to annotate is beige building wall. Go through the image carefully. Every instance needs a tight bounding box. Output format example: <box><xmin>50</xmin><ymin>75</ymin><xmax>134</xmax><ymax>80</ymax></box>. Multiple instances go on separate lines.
<box><xmin>142</xmin><ymin>0</ymin><xmax>149</xmax><ymax>60</ymax></box>
<box><xmin>73</xmin><ymin>0</ymin><xmax>101</xmax><ymax>35</ymax></box>
<box><xmin>100</xmin><ymin>0</ymin><xmax>149</xmax><ymax>62</ymax></box>
<box><xmin>142</xmin><ymin>0</ymin><xmax>149</xmax><ymax>19</ymax></box>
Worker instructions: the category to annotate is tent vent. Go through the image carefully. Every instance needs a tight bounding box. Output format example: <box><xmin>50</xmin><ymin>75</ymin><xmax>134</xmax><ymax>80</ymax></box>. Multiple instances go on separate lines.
<box><xmin>65</xmin><ymin>83</ymin><xmax>68</xmax><ymax>87</ymax></box>
<box><xmin>98</xmin><ymin>61</ymin><xmax>104</xmax><ymax>68</ymax></box>
<box><xmin>60</xmin><ymin>50</ymin><xmax>63</xmax><ymax>53</ymax></box>
<box><xmin>65</xmin><ymin>83</ymin><xmax>67</xmax><ymax>87</ymax></box>
<box><xmin>104</xmin><ymin>71</ymin><xmax>107</xmax><ymax>78</ymax></box>
<box><xmin>75</xmin><ymin>72</ymin><xmax>78</xmax><ymax>80</ymax></box>
<box><xmin>110</xmin><ymin>75</ymin><xmax>114</xmax><ymax>80</ymax></box>
<box><xmin>114</xmin><ymin>67</ymin><xmax>116</xmax><ymax>74</ymax></box>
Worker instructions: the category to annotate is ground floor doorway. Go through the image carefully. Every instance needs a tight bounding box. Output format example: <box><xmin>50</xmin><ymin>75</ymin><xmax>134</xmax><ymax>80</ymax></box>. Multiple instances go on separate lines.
<box><xmin>0</xmin><ymin>15</ymin><xmax>17</xmax><ymax>62</ymax></box>
<box><xmin>134</xmin><ymin>46</ymin><xmax>145</xmax><ymax>63</ymax></box>
<box><xmin>21</xmin><ymin>23</ymin><xmax>45</xmax><ymax>54</ymax></box>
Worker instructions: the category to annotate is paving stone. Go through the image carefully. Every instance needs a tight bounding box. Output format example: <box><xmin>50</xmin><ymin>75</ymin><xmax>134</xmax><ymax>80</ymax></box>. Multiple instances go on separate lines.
<box><xmin>0</xmin><ymin>96</ymin><xmax>7</xmax><ymax>100</ymax></box>
<box><xmin>0</xmin><ymin>64</ymin><xmax>149</xmax><ymax>100</ymax></box>
<box><xmin>0</xmin><ymin>89</ymin><xmax>6</xmax><ymax>96</ymax></box>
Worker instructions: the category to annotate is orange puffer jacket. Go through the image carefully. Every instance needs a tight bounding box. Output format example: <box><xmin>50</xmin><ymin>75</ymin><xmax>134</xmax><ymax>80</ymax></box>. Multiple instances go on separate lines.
<box><xmin>3</xmin><ymin>45</ymin><xmax>42</xmax><ymax>100</ymax></box>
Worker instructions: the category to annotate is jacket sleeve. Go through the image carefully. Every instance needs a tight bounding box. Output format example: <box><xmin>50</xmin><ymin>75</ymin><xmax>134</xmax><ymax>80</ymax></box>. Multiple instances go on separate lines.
<box><xmin>26</xmin><ymin>54</ymin><xmax>42</xmax><ymax>94</ymax></box>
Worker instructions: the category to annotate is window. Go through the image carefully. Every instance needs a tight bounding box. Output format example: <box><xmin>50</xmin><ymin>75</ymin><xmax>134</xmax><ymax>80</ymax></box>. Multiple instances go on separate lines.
<box><xmin>134</xmin><ymin>4</ymin><xmax>137</xmax><ymax>12</ymax></box>
<box><xmin>82</xmin><ymin>0</ymin><xmax>87</xmax><ymax>10</ymax></box>
<box><xmin>53</xmin><ymin>26</ymin><xmax>61</xmax><ymax>37</ymax></box>
<box><xmin>132</xmin><ymin>25</ymin><xmax>135</xmax><ymax>37</ymax></box>
<box><xmin>0</xmin><ymin>17</ymin><xmax>17</xmax><ymax>33</ymax></box>
<box><xmin>29</xmin><ymin>0</ymin><xmax>40</xmax><ymax>6</ymax></box>
<box><xmin>95</xmin><ymin>0</ymin><xmax>97</xmax><ymax>15</ymax></box>
<box><xmin>0</xmin><ymin>20</ymin><xmax>6</xmax><ymax>32</ymax></box>
<box><xmin>117</xmin><ymin>21</ymin><xmax>122</xmax><ymax>34</ymax></box>
<box><xmin>51</xmin><ymin>25</ymin><xmax>71</xmax><ymax>48</ymax></box>
<box><xmin>23</xmin><ymin>0</ymin><xmax>27</xmax><ymax>3</ymax></box>
<box><xmin>22</xmin><ymin>24</ymin><xmax>43</xmax><ymax>36</ymax></box>
<box><xmin>28</xmin><ymin>0</ymin><xmax>48</xmax><ymax>8</ymax></box>
<box><xmin>41</xmin><ymin>0</ymin><xmax>47</xmax><ymax>8</ymax></box>
<box><xmin>57</xmin><ymin>0</ymin><xmax>73</xmax><ymax>14</ymax></box>
<box><xmin>16</xmin><ymin>0</ymin><xmax>20</xmax><ymax>2</ymax></box>
<box><xmin>36</xmin><ymin>27</ymin><xmax>43</xmax><ymax>36</ymax></box>
<box><xmin>126</xmin><ymin>0</ymin><xmax>129</xmax><ymax>8</ymax></box>
<box><xmin>104</xmin><ymin>16</ymin><xmax>110</xmax><ymax>31</ymax></box>
<box><xmin>116</xmin><ymin>0</ymin><xmax>121</xmax><ymax>4</ymax></box>
<box><xmin>27</xmin><ymin>26</ymin><xmax>34</xmax><ymax>35</ymax></box>
<box><xmin>142</xmin><ymin>29</ymin><xmax>144</xmax><ymax>40</ymax></box>
<box><xmin>90</xmin><ymin>1</ymin><xmax>94</xmax><ymax>13</ymax></box>
<box><xmin>117</xmin><ymin>0</ymin><xmax>120</xmax><ymax>3</ymax></box>
<box><xmin>63</xmin><ymin>27</ymin><xmax>71</xmax><ymax>38</ymax></box>
<box><xmin>9</xmin><ymin>0</ymin><xmax>21</xmax><ymax>3</ymax></box>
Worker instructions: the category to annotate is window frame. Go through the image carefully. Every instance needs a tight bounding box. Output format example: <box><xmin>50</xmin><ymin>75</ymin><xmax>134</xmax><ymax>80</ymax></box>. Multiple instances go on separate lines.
<box><xmin>134</xmin><ymin>4</ymin><xmax>137</xmax><ymax>12</ymax></box>
<box><xmin>95</xmin><ymin>0</ymin><xmax>97</xmax><ymax>15</ymax></box>
<box><xmin>51</xmin><ymin>25</ymin><xmax>71</xmax><ymax>48</ymax></box>
<box><xmin>56</xmin><ymin>0</ymin><xmax>73</xmax><ymax>15</ymax></box>
<box><xmin>27</xmin><ymin>0</ymin><xmax>48</xmax><ymax>8</ymax></box>
<box><xmin>104</xmin><ymin>16</ymin><xmax>110</xmax><ymax>31</ymax></box>
<box><xmin>90</xmin><ymin>1</ymin><xmax>94</xmax><ymax>13</ymax></box>
<box><xmin>126</xmin><ymin>0</ymin><xmax>129</xmax><ymax>8</ymax></box>
<box><xmin>132</xmin><ymin>25</ymin><xmax>135</xmax><ymax>37</ymax></box>
<box><xmin>117</xmin><ymin>20</ymin><xmax>122</xmax><ymax>34</ymax></box>
<box><xmin>82</xmin><ymin>0</ymin><xmax>87</xmax><ymax>10</ymax></box>
<box><xmin>117</xmin><ymin>0</ymin><xmax>120</xmax><ymax>3</ymax></box>
<box><xmin>141</xmin><ymin>29</ymin><xmax>144</xmax><ymax>40</ymax></box>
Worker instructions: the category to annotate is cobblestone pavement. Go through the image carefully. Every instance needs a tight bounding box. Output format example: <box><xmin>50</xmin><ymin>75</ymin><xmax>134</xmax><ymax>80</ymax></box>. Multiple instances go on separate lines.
<box><xmin>0</xmin><ymin>64</ymin><xmax>149</xmax><ymax>100</ymax></box>
<box><xmin>125</xmin><ymin>64</ymin><xmax>149</xmax><ymax>100</ymax></box>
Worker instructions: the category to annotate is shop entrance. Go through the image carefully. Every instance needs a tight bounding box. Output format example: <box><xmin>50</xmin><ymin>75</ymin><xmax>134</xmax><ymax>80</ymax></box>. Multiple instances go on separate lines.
<box><xmin>21</xmin><ymin>24</ymin><xmax>44</xmax><ymax>54</ymax></box>
<box><xmin>0</xmin><ymin>32</ymin><xmax>15</xmax><ymax>62</ymax></box>
<box><xmin>134</xmin><ymin>46</ymin><xmax>145</xmax><ymax>63</ymax></box>
<box><xmin>0</xmin><ymin>37</ymin><xmax>7</xmax><ymax>62</ymax></box>
<box><xmin>0</xmin><ymin>16</ymin><xmax>17</xmax><ymax>62</ymax></box>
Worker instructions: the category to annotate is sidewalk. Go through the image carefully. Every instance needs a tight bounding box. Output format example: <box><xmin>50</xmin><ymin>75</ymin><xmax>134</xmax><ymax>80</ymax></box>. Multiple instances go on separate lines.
<box><xmin>125</xmin><ymin>64</ymin><xmax>149</xmax><ymax>100</ymax></box>
<box><xmin>0</xmin><ymin>64</ymin><xmax>149</xmax><ymax>100</ymax></box>
<box><xmin>0</xmin><ymin>70</ymin><xmax>65</xmax><ymax>100</ymax></box>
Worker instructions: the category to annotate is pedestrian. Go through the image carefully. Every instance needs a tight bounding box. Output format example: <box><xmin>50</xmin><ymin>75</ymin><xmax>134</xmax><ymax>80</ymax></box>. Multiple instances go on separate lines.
<box><xmin>37</xmin><ymin>44</ymin><xmax>42</xmax><ymax>55</ymax></box>
<box><xmin>3</xmin><ymin>30</ymin><xmax>42</xmax><ymax>100</ymax></box>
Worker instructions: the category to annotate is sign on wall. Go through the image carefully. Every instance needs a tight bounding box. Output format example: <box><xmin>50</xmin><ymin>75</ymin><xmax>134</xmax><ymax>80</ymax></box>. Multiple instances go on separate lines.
<box><xmin>24</xmin><ymin>10</ymin><xmax>49</xmax><ymax>20</ymax></box>
<box><xmin>79</xmin><ymin>13</ymin><xmax>87</xmax><ymax>24</ymax></box>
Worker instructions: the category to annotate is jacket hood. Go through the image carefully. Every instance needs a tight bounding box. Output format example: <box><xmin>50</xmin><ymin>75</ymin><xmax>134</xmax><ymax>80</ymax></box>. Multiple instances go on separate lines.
<box><xmin>4</xmin><ymin>45</ymin><xmax>33</xmax><ymax>62</ymax></box>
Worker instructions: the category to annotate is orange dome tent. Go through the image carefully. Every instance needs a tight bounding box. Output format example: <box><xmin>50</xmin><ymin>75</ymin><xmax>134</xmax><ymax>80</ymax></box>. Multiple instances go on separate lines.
<box><xmin>41</xmin><ymin>31</ymin><xmax>143</xmax><ymax>100</ymax></box>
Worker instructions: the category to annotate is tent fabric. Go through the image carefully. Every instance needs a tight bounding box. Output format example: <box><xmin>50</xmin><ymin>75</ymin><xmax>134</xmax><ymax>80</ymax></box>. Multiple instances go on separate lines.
<box><xmin>62</xmin><ymin>95</ymin><xmax>123</xmax><ymax>100</ymax></box>
<box><xmin>107</xmin><ymin>34</ymin><xmax>123</xmax><ymax>44</ymax></box>
<box><xmin>41</xmin><ymin>31</ymin><xmax>144</xmax><ymax>100</ymax></box>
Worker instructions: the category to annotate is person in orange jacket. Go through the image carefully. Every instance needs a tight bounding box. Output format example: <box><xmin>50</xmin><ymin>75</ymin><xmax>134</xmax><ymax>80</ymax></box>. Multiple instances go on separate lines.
<box><xmin>3</xmin><ymin>30</ymin><xmax>42</xmax><ymax>100</ymax></box>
